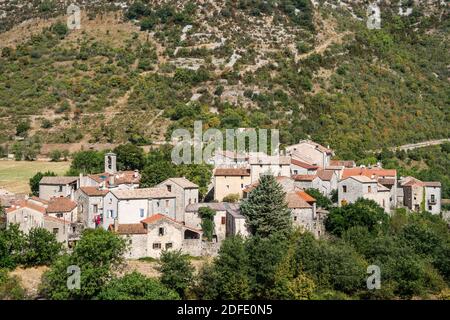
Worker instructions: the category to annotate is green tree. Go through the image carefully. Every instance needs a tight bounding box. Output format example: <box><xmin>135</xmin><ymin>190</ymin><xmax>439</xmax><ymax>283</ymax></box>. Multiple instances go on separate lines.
<box><xmin>305</xmin><ymin>188</ymin><xmax>332</xmax><ymax>209</ymax></box>
<box><xmin>0</xmin><ymin>269</ymin><xmax>26</xmax><ymax>300</ymax></box>
<box><xmin>0</xmin><ymin>224</ymin><xmax>26</xmax><ymax>269</ymax></box>
<box><xmin>24</xmin><ymin>228</ymin><xmax>62</xmax><ymax>267</ymax></box>
<box><xmin>141</xmin><ymin>161</ymin><xmax>177</xmax><ymax>187</ymax></box>
<box><xmin>325</xmin><ymin>198</ymin><xmax>389</xmax><ymax>237</ymax></box>
<box><xmin>113</xmin><ymin>144</ymin><xmax>145</xmax><ymax>171</ymax></box>
<box><xmin>49</xmin><ymin>150</ymin><xmax>62</xmax><ymax>162</ymax></box>
<box><xmin>213</xmin><ymin>236</ymin><xmax>251</xmax><ymax>299</ymax></box>
<box><xmin>158</xmin><ymin>250</ymin><xmax>194</xmax><ymax>299</ymax></box>
<box><xmin>240</xmin><ymin>174</ymin><xmax>292</xmax><ymax>238</ymax></box>
<box><xmin>68</xmin><ymin>150</ymin><xmax>104</xmax><ymax>175</ymax></box>
<box><xmin>16</xmin><ymin>121</ymin><xmax>30</xmax><ymax>137</ymax></box>
<box><xmin>29</xmin><ymin>171</ymin><xmax>56</xmax><ymax>197</ymax></box>
<box><xmin>198</xmin><ymin>207</ymin><xmax>215</xmax><ymax>241</ymax></box>
<box><xmin>246</xmin><ymin>233</ymin><xmax>290</xmax><ymax>299</ymax></box>
<box><xmin>39</xmin><ymin>229</ymin><xmax>127</xmax><ymax>299</ymax></box>
<box><xmin>97</xmin><ymin>272</ymin><xmax>179</xmax><ymax>300</ymax></box>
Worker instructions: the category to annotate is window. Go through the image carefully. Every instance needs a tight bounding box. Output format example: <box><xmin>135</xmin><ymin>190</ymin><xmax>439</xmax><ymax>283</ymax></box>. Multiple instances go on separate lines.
<box><xmin>226</xmin><ymin>185</ymin><xmax>230</xmax><ymax>189</ymax></box>
<box><xmin>431</xmin><ymin>194</ymin><xmax>435</xmax><ymax>201</ymax></box>
<box><xmin>241</xmin><ymin>176</ymin><xmax>244</xmax><ymax>179</ymax></box>
<box><xmin>153</xmin><ymin>243</ymin><xmax>161</xmax><ymax>250</ymax></box>
<box><xmin>368</xmin><ymin>186</ymin><xmax>372</xmax><ymax>193</ymax></box>
<box><xmin>294</xmin><ymin>216</ymin><xmax>297</xmax><ymax>221</ymax></box>
<box><xmin>428</xmin><ymin>206</ymin><xmax>432</xmax><ymax>211</ymax></box>
<box><xmin>58</xmin><ymin>185</ymin><xmax>63</xmax><ymax>192</ymax></box>
<box><xmin>140</xmin><ymin>208</ymin><xmax>144</xmax><ymax>218</ymax></box>
<box><xmin>241</xmin><ymin>184</ymin><xmax>244</xmax><ymax>188</ymax></box>
<box><xmin>93</xmin><ymin>204</ymin><xmax>98</xmax><ymax>213</ymax></box>
<box><xmin>159</xmin><ymin>227</ymin><xmax>165</xmax><ymax>236</ymax></box>
<box><xmin>157</xmin><ymin>201</ymin><xmax>160</xmax><ymax>207</ymax></box>
<box><xmin>188</xmin><ymin>198</ymin><xmax>192</xmax><ymax>204</ymax></box>
<box><xmin>52</xmin><ymin>228</ymin><xmax>59</xmax><ymax>235</ymax></box>
<box><xmin>260</xmin><ymin>165</ymin><xmax>263</xmax><ymax>168</ymax></box>
<box><xmin>294</xmin><ymin>170</ymin><xmax>298</xmax><ymax>175</ymax></box>
<box><xmin>167</xmin><ymin>185</ymin><xmax>172</xmax><ymax>192</ymax></box>
<box><xmin>343</xmin><ymin>185</ymin><xmax>347</xmax><ymax>193</ymax></box>
<box><xmin>165</xmin><ymin>243</ymin><xmax>173</xmax><ymax>250</ymax></box>
<box><xmin>108</xmin><ymin>210</ymin><xmax>114</xmax><ymax>218</ymax></box>
<box><xmin>221</xmin><ymin>216</ymin><xmax>226</xmax><ymax>225</ymax></box>
<box><xmin>165</xmin><ymin>200</ymin><xmax>169</xmax><ymax>207</ymax></box>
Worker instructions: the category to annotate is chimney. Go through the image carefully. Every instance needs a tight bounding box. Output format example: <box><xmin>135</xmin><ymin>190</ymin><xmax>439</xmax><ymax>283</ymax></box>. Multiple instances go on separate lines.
<box><xmin>109</xmin><ymin>175</ymin><xmax>115</xmax><ymax>187</ymax></box>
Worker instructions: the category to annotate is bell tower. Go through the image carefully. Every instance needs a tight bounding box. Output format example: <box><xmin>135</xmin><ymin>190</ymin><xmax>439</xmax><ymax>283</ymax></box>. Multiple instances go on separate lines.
<box><xmin>105</xmin><ymin>152</ymin><xmax>117</xmax><ymax>174</ymax></box>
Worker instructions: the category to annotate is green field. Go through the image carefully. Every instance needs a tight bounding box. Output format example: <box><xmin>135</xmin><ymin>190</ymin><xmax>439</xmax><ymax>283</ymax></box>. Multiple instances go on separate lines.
<box><xmin>0</xmin><ymin>160</ymin><xmax>71</xmax><ymax>194</ymax></box>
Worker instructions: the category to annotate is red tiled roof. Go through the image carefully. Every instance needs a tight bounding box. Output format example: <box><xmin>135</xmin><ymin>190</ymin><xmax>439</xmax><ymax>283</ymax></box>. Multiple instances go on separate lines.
<box><xmin>214</xmin><ymin>168</ymin><xmax>251</xmax><ymax>176</ymax></box>
<box><xmin>292</xmin><ymin>174</ymin><xmax>317</xmax><ymax>181</ymax></box>
<box><xmin>342</xmin><ymin>168</ymin><xmax>397</xmax><ymax>179</ymax></box>
<box><xmin>286</xmin><ymin>192</ymin><xmax>312</xmax><ymax>209</ymax></box>
<box><xmin>5</xmin><ymin>199</ymin><xmax>47</xmax><ymax>214</ymax></box>
<box><xmin>89</xmin><ymin>171</ymin><xmax>140</xmax><ymax>186</ymax></box>
<box><xmin>110</xmin><ymin>223</ymin><xmax>147</xmax><ymax>235</ymax></box>
<box><xmin>80</xmin><ymin>187</ymin><xmax>109</xmax><ymax>197</ymax></box>
<box><xmin>291</xmin><ymin>159</ymin><xmax>319</xmax><ymax>169</ymax></box>
<box><xmin>297</xmin><ymin>191</ymin><xmax>316</xmax><ymax>203</ymax></box>
<box><xmin>317</xmin><ymin>169</ymin><xmax>335</xmax><ymax>181</ymax></box>
<box><xmin>330</xmin><ymin>160</ymin><xmax>356</xmax><ymax>168</ymax></box>
<box><xmin>47</xmin><ymin>197</ymin><xmax>77</xmax><ymax>213</ymax></box>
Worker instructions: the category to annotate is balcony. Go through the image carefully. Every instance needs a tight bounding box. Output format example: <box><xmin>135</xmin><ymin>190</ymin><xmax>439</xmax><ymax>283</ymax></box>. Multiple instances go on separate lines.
<box><xmin>428</xmin><ymin>199</ymin><xmax>437</xmax><ymax>205</ymax></box>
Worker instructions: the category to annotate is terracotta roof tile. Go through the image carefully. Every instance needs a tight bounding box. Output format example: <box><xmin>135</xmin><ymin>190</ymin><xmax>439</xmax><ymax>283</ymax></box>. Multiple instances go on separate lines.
<box><xmin>292</xmin><ymin>174</ymin><xmax>317</xmax><ymax>181</ymax></box>
<box><xmin>214</xmin><ymin>168</ymin><xmax>251</xmax><ymax>176</ymax></box>
<box><xmin>286</xmin><ymin>192</ymin><xmax>312</xmax><ymax>209</ymax></box>
<box><xmin>330</xmin><ymin>160</ymin><xmax>356</xmax><ymax>168</ymax></box>
<box><xmin>297</xmin><ymin>191</ymin><xmax>316</xmax><ymax>203</ymax></box>
<box><xmin>80</xmin><ymin>187</ymin><xmax>109</xmax><ymax>197</ymax></box>
<box><xmin>291</xmin><ymin>159</ymin><xmax>319</xmax><ymax>169</ymax></box>
<box><xmin>5</xmin><ymin>199</ymin><xmax>47</xmax><ymax>214</ymax></box>
<box><xmin>317</xmin><ymin>169</ymin><xmax>335</xmax><ymax>181</ymax></box>
<box><xmin>342</xmin><ymin>168</ymin><xmax>397</xmax><ymax>179</ymax></box>
<box><xmin>40</xmin><ymin>176</ymin><xmax>78</xmax><ymax>185</ymax></box>
<box><xmin>112</xmin><ymin>223</ymin><xmax>147</xmax><ymax>235</ymax></box>
<box><xmin>46</xmin><ymin>197</ymin><xmax>77</xmax><ymax>213</ymax></box>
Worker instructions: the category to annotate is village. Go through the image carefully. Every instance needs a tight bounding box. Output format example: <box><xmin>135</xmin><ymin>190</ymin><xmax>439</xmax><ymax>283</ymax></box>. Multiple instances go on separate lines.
<box><xmin>2</xmin><ymin>139</ymin><xmax>443</xmax><ymax>260</ymax></box>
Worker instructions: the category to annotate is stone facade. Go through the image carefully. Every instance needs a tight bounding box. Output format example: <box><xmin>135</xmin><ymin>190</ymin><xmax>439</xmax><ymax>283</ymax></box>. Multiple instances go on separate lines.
<box><xmin>338</xmin><ymin>176</ymin><xmax>391</xmax><ymax>213</ymax></box>
<box><xmin>157</xmin><ymin>178</ymin><xmax>199</xmax><ymax>222</ymax></box>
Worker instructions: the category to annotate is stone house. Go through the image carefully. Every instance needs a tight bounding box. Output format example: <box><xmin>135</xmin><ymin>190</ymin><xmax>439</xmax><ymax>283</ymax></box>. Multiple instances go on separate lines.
<box><xmin>338</xmin><ymin>175</ymin><xmax>391</xmax><ymax>213</ymax></box>
<box><xmin>39</xmin><ymin>176</ymin><xmax>79</xmax><ymax>201</ymax></box>
<box><xmin>110</xmin><ymin>214</ymin><xmax>203</xmax><ymax>259</ymax></box>
<box><xmin>286</xmin><ymin>140</ymin><xmax>334</xmax><ymax>168</ymax></box>
<box><xmin>399</xmin><ymin>177</ymin><xmax>441</xmax><ymax>214</ymax></box>
<box><xmin>156</xmin><ymin>177</ymin><xmax>199</xmax><ymax>222</ymax></box>
<box><xmin>342</xmin><ymin>167</ymin><xmax>397</xmax><ymax>209</ymax></box>
<box><xmin>184</xmin><ymin>202</ymin><xmax>233</xmax><ymax>243</ymax></box>
<box><xmin>76</xmin><ymin>186</ymin><xmax>109</xmax><ymax>229</ymax></box>
<box><xmin>249</xmin><ymin>154</ymin><xmax>291</xmax><ymax>183</ymax></box>
<box><xmin>286</xmin><ymin>191</ymin><xmax>319</xmax><ymax>235</ymax></box>
<box><xmin>290</xmin><ymin>159</ymin><xmax>318</xmax><ymax>176</ymax></box>
<box><xmin>224</xmin><ymin>203</ymin><xmax>250</xmax><ymax>238</ymax></box>
<box><xmin>207</xmin><ymin>150</ymin><xmax>248</xmax><ymax>168</ymax></box>
<box><xmin>102</xmin><ymin>188</ymin><xmax>176</xmax><ymax>229</ymax></box>
<box><xmin>5</xmin><ymin>197</ymin><xmax>76</xmax><ymax>246</ymax></box>
<box><xmin>292</xmin><ymin>169</ymin><xmax>338</xmax><ymax>197</ymax></box>
<box><xmin>213</xmin><ymin>168</ymin><xmax>251</xmax><ymax>201</ymax></box>
<box><xmin>46</xmin><ymin>196</ymin><xmax>78</xmax><ymax>223</ymax></box>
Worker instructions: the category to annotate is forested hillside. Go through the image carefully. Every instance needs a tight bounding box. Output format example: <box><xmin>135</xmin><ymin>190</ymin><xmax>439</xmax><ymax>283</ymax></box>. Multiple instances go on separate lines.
<box><xmin>0</xmin><ymin>0</ymin><xmax>448</xmax><ymax>159</ymax></box>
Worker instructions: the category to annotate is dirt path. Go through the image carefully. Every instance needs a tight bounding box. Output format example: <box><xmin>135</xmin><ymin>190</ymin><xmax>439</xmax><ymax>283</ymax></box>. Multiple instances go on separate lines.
<box><xmin>370</xmin><ymin>138</ymin><xmax>450</xmax><ymax>153</ymax></box>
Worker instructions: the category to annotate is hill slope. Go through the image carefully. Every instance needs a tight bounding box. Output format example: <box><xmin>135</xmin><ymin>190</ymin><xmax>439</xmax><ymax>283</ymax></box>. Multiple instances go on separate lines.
<box><xmin>0</xmin><ymin>0</ymin><xmax>448</xmax><ymax>159</ymax></box>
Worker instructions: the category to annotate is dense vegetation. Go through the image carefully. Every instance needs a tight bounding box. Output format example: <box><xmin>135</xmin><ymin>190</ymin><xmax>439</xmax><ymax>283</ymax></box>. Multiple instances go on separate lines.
<box><xmin>0</xmin><ymin>1</ymin><xmax>448</xmax><ymax>160</ymax></box>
